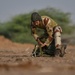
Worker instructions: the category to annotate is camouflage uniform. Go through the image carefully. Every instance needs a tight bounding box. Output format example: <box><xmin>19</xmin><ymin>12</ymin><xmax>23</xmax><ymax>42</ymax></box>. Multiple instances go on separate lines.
<box><xmin>31</xmin><ymin>16</ymin><xmax>62</xmax><ymax>46</ymax></box>
<box><xmin>30</xmin><ymin>11</ymin><xmax>68</xmax><ymax>57</ymax></box>
<box><xmin>31</xmin><ymin>15</ymin><xmax>63</xmax><ymax>56</ymax></box>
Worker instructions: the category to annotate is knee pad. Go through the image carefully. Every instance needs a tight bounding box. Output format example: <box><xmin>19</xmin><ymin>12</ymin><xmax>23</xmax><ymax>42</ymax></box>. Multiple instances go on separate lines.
<box><xmin>54</xmin><ymin>26</ymin><xmax>62</xmax><ymax>47</ymax></box>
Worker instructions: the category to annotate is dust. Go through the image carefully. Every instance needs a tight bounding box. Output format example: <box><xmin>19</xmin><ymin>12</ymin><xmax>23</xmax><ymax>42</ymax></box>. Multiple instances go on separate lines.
<box><xmin>0</xmin><ymin>36</ymin><xmax>75</xmax><ymax>75</ymax></box>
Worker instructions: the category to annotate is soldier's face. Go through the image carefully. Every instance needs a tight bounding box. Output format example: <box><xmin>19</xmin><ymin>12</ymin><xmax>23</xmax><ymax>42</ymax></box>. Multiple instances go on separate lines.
<box><xmin>32</xmin><ymin>21</ymin><xmax>40</xmax><ymax>26</ymax></box>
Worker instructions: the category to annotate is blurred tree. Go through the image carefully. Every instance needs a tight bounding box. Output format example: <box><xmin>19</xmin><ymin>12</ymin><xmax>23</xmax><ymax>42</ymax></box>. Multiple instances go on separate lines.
<box><xmin>0</xmin><ymin>7</ymin><xmax>74</xmax><ymax>43</ymax></box>
<box><xmin>38</xmin><ymin>7</ymin><xmax>72</xmax><ymax>33</ymax></box>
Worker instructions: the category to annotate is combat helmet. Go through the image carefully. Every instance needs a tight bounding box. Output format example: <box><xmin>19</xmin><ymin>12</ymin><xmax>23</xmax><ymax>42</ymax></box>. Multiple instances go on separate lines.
<box><xmin>31</xmin><ymin>12</ymin><xmax>42</xmax><ymax>22</ymax></box>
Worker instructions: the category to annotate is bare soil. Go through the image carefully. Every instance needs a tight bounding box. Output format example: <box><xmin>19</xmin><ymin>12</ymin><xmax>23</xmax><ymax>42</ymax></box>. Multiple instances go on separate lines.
<box><xmin>0</xmin><ymin>36</ymin><xmax>75</xmax><ymax>75</ymax></box>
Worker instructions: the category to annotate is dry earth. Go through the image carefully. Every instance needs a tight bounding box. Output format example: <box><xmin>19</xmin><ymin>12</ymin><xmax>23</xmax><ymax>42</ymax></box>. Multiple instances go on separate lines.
<box><xmin>0</xmin><ymin>36</ymin><xmax>75</xmax><ymax>75</ymax></box>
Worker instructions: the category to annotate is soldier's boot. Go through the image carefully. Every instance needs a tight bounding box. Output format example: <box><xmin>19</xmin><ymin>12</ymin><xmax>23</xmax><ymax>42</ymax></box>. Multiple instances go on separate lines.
<box><xmin>55</xmin><ymin>45</ymin><xmax>62</xmax><ymax>56</ymax></box>
<box><xmin>59</xmin><ymin>44</ymin><xmax>67</xmax><ymax>57</ymax></box>
<box><xmin>55</xmin><ymin>44</ymin><xmax>67</xmax><ymax>57</ymax></box>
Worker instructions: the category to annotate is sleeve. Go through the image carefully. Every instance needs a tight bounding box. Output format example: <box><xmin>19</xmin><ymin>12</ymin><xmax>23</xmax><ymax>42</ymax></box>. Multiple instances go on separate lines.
<box><xmin>44</xmin><ymin>24</ymin><xmax>53</xmax><ymax>46</ymax></box>
<box><xmin>31</xmin><ymin>26</ymin><xmax>39</xmax><ymax>41</ymax></box>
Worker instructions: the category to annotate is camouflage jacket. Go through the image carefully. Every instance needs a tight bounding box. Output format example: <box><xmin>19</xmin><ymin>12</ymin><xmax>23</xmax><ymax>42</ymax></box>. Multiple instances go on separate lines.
<box><xmin>31</xmin><ymin>16</ymin><xmax>58</xmax><ymax>46</ymax></box>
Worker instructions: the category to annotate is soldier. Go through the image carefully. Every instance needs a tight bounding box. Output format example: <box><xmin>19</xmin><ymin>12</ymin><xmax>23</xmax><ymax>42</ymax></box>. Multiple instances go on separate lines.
<box><xmin>31</xmin><ymin>12</ymin><xmax>63</xmax><ymax>56</ymax></box>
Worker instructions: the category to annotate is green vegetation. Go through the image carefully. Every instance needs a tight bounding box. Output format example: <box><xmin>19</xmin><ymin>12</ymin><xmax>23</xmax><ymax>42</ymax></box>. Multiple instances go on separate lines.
<box><xmin>0</xmin><ymin>7</ymin><xmax>75</xmax><ymax>44</ymax></box>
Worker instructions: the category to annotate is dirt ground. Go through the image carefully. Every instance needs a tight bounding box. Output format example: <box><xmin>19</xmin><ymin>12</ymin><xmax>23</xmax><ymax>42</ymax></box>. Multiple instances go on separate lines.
<box><xmin>0</xmin><ymin>36</ymin><xmax>75</xmax><ymax>75</ymax></box>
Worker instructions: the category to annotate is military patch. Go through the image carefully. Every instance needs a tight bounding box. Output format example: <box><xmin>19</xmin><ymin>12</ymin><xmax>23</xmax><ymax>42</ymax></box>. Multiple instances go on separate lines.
<box><xmin>44</xmin><ymin>18</ymin><xmax>49</xmax><ymax>25</ymax></box>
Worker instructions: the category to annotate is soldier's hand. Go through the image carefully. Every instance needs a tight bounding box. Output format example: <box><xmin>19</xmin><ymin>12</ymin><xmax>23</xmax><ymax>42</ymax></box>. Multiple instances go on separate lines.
<box><xmin>37</xmin><ymin>39</ymin><xmax>43</xmax><ymax>45</ymax></box>
<box><xmin>41</xmin><ymin>43</ymin><xmax>47</xmax><ymax>47</ymax></box>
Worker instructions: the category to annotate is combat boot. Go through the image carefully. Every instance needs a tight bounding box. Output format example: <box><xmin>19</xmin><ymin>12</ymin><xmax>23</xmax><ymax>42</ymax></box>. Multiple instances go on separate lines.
<box><xmin>56</xmin><ymin>44</ymin><xmax>67</xmax><ymax>57</ymax></box>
